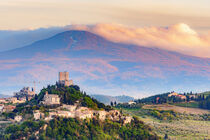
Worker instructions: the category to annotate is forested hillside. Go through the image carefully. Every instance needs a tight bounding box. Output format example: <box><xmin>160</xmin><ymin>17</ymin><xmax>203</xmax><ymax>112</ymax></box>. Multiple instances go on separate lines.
<box><xmin>4</xmin><ymin>117</ymin><xmax>160</xmax><ymax>140</ymax></box>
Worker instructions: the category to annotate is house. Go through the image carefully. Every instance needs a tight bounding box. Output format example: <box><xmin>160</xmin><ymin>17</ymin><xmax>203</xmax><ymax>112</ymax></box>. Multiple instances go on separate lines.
<box><xmin>168</xmin><ymin>92</ymin><xmax>179</xmax><ymax>97</ymax></box>
<box><xmin>128</xmin><ymin>101</ymin><xmax>136</xmax><ymax>105</ymax></box>
<box><xmin>177</xmin><ymin>95</ymin><xmax>187</xmax><ymax>100</ymax></box>
<box><xmin>8</xmin><ymin>97</ymin><xmax>18</xmax><ymax>103</ymax></box>
<box><xmin>8</xmin><ymin>97</ymin><xmax>26</xmax><ymax>104</ymax></box>
<box><xmin>0</xmin><ymin>98</ymin><xmax>8</xmax><ymax>104</ymax></box>
<box><xmin>0</xmin><ymin>104</ymin><xmax>4</xmax><ymax>113</ymax></box>
<box><xmin>122</xmin><ymin>116</ymin><xmax>132</xmax><ymax>124</ymax></box>
<box><xmin>57</xmin><ymin>111</ymin><xmax>73</xmax><ymax>118</ymax></box>
<box><xmin>33</xmin><ymin>110</ymin><xmax>44</xmax><ymax>120</ymax></box>
<box><xmin>61</xmin><ymin>104</ymin><xmax>77</xmax><ymax>112</ymax></box>
<box><xmin>168</xmin><ymin>92</ymin><xmax>186</xmax><ymax>100</ymax></box>
<box><xmin>14</xmin><ymin>115</ymin><xmax>22</xmax><ymax>122</ymax></box>
<box><xmin>156</xmin><ymin>97</ymin><xmax>160</xmax><ymax>103</ymax></box>
<box><xmin>3</xmin><ymin>105</ymin><xmax>16</xmax><ymax>112</ymax></box>
<box><xmin>42</xmin><ymin>91</ymin><xmax>60</xmax><ymax>105</ymax></box>
<box><xmin>189</xmin><ymin>95</ymin><xmax>197</xmax><ymax>99</ymax></box>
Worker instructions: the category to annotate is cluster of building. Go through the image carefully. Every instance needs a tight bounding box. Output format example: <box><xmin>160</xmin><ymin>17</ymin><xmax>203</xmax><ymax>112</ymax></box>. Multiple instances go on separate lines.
<box><xmin>0</xmin><ymin>104</ymin><xmax>16</xmax><ymax>113</ymax></box>
<box><xmin>0</xmin><ymin>87</ymin><xmax>36</xmax><ymax>114</ymax></box>
<box><xmin>33</xmin><ymin>102</ymin><xmax>132</xmax><ymax>124</ymax></box>
<box><xmin>1</xmin><ymin>72</ymin><xmax>133</xmax><ymax>124</ymax></box>
<box><xmin>0</xmin><ymin>86</ymin><xmax>36</xmax><ymax>105</ymax></box>
<box><xmin>168</xmin><ymin>92</ymin><xmax>187</xmax><ymax>100</ymax></box>
<box><xmin>32</xmin><ymin>72</ymin><xmax>131</xmax><ymax>123</ymax></box>
<box><xmin>37</xmin><ymin>88</ymin><xmax>132</xmax><ymax>124</ymax></box>
<box><xmin>14</xmin><ymin>87</ymin><xmax>36</xmax><ymax>101</ymax></box>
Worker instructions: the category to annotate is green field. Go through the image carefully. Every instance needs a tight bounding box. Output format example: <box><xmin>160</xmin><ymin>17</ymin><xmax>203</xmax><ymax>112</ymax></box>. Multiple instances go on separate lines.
<box><xmin>200</xmin><ymin>91</ymin><xmax>210</xmax><ymax>97</ymax></box>
<box><xmin>173</xmin><ymin>102</ymin><xmax>199</xmax><ymax>108</ymax></box>
<box><xmin>121</xmin><ymin>106</ymin><xmax>210</xmax><ymax>140</ymax></box>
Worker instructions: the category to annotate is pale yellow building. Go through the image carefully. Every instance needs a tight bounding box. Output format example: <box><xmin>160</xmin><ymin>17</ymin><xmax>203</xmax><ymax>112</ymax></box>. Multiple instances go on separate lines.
<box><xmin>42</xmin><ymin>91</ymin><xmax>60</xmax><ymax>105</ymax></box>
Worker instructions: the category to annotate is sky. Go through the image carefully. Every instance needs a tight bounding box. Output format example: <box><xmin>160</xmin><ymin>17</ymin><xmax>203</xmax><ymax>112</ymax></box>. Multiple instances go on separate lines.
<box><xmin>0</xmin><ymin>0</ymin><xmax>210</xmax><ymax>97</ymax></box>
<box><xmin>0</xmin><ymin>0</ymin><xmax>210</xmax><ymax>33</ymax></box>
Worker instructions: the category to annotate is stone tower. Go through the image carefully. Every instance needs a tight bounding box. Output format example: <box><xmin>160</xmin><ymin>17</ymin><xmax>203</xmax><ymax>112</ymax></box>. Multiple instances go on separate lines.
<box><xmin>58</xmin><ymin>72</ymin><xmax>73</xmax><ymax>86</ymax></box>
<box><xmin>59</xmin><ymin>72</ymin><xmax>69</xmax><ymax>81</ymax></box>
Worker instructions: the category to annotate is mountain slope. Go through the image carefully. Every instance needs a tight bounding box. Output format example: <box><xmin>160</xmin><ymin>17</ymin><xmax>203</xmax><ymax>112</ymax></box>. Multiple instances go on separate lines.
<box><xmin>0</xmin><ymin>30</ymin><xmax>210</xmax><ymax>97</ymax></box>
<box><xmin>91</xmin><ymin>95</ymin><xmax>134</xmax><ymax>105</ymax></box>
<box><xmin>0</xmin><ymin>94</ymin><xmax>10</xmax><ymax>98</ymax></box>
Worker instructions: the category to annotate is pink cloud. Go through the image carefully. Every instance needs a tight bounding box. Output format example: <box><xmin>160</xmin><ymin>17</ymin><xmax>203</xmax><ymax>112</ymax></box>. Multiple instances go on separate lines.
<box><xmin>3</xmin><ymin>55</ymin><xmax>119</xmax><ymax>83</ymax></box>
<box><xmin>0</xmin><ymin>63</ymin><xmax>21</xmax><ymax>70</ymax></box>
<box><xmin>72</xmin><ymin>23</ymin><xmax>210</xmax><ymax>58</ymax></box>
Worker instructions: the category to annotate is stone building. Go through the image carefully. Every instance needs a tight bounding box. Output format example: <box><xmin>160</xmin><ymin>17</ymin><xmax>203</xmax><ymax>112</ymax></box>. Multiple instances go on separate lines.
<box><xmin>14</xmin><ymin>87</ymin><xmax>36</xmax><ymax>101</ymax></box>
<box><xmin>42</xmin><ymin>91</ymin><xmax>60</xmax><ymax>105</ymax></box>
<box><xmin>8</xmin><ymin>97</ymin><xmax>26</xmax><ymax>104</ymax></box>
<box><xmin>0</xmin><ymin>104</ymin><xmax>4</xmax><ymax>113</ymax></box>
<box><xmin>58</xmin><ymin>72</ymin><xmax>73</xmax><ymax>87</ymax></box>
<box><xmin>128</xmin><ymin>101</ymin><xmax>136</xmax><ymax>105</ymax></box>
<box><xmin>168</xmin><ymin>92</ymin><xmax>179</xmax><ymax>97</ymax></box>
<box><xmin>14</xmin><ymin>115</ymin><xmax>22</xmax><ymax>122</ymax></box>
<box><xmin>0</xmin><ymin>98</ymin><xmax>8</xmax><ymax>104</ymax></box>
<box><xmin>168</xmin><ymin>92</ymin><xmax>186</xmax><ymax>100</ymax></box>
<box><xmin>3</xmin><ymin>105</ymin><xmax>16</xmax><ymax>112</ymax></box>
<box><xmin>33</xmin><ymin>110</ymin><xmax>44</xmax><ymax>120</ymax></box>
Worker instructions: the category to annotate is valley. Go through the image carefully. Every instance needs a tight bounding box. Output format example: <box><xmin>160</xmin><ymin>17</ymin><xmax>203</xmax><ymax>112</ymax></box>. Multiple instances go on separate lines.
<box><xmin>121</xmin><ymin>105</ymin><xmax>210</xmax><ymax>140</ymax></box>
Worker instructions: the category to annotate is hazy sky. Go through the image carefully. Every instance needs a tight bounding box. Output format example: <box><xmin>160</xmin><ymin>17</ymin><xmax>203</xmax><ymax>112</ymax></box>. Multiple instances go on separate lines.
<box><xmin>0</xmin><ymin>0</ymin><xmax>210</xmax><ymax>32</ymax></box>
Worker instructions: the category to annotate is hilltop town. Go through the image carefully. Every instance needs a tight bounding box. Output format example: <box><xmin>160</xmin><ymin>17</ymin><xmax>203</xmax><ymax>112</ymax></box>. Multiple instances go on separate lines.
<box><xmin>0</xmin><ymin>72</ymin><xmax>158</xmax><ymax>140</ymax></box>
<box><xmin>0</xmin><ymin>72</ymin><xmax>131</xmax><ymax>123</ymax></box>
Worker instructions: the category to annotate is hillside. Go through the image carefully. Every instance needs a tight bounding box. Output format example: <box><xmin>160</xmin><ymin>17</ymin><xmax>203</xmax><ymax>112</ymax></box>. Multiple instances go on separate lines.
<box><xmin>4</xmin><ymin>117</ymin><xmax>160</xmax><ymax>140</ymax></box>
<box><xmin>1</xmin><ymin>30</ymin><xmax>210</xmax><ymax>97</ymax></box>
<box><xmin>1</xmin><ymin>84</ymin><xmax>160</xmax><ymax>140</ymax></box>
<box><xmin>200</xmin><ymin>91</ymin><xmax>210</xmax><ymax>97</ymax></box>
<box><xmin>90</xmin><ymin>94</ymin><xmax>134</xmax><ymax>105</ymax></box>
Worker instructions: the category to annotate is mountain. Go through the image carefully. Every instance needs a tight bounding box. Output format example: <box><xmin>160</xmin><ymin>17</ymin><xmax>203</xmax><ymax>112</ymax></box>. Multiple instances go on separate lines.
<box><xmin>0</xmin><ymin>30</ymin><xmax>210</xmax><ymax>97</ymax></box>
<box><xmin>0</xmin><ymin>94</ymin><xmax>10</xmax><ymax>98</ymax></box>
<box><xmin>0</xmin><ymin>27</ymin><xmax>70</xmax><ymax>52</ymax></box>
<box><xmin>90</xmin><ymin>95</ymin><xmax>134</xmax><ymax>105</ymax></box>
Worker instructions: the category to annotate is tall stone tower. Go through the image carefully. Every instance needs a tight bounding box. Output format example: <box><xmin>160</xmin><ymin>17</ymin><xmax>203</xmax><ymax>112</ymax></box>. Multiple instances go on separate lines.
<box><xmin>59</xmin><ymin>72</ymin><xmax>69</xmax><ymax>81</ymax></box>
<box><xmin>58</xmin><ymin>72</ymin><xmax>73</xmax><ymax>86</ymax></box>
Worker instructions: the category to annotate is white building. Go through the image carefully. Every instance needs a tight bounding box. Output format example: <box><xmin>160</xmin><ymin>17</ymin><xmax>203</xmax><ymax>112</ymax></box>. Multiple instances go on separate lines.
<box><xmin>128</xmin><ymin>101</ymin><xmax>136</xmax><ymax>105</ymax></box>
<box><xmin>14</xmin><ymin>115</ymin><xmax>22</xmax><ymax>122</ymax></box>
<box><xmin>33</xmin><ymin>111</ymin><xmax>44</xmax><ymax>120</ymax></box>
<box><xmin>0</xmin><ymin>104</ymin><xmax>4</xmax><ymax>113</ymax></box>
<box><xmin>42</xmin><ymin>91</ymin><xmax>60</xmax><ymax>105</ymax></box>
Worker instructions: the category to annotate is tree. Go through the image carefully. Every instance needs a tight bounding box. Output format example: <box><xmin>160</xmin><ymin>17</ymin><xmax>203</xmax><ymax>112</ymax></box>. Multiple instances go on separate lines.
<box><xmin>186</xmin><ymin>95</ymin><xmax>190</xmax><ymax>102</ymax></box>
<box><xmin>114</xmin><ymin>101</ymin><xmax>117</xmax><ymax>106</ymax></box>
<box><xmin>164</xmin><ymin>134</ymin><xmax>168</xmax><ymax>139</ymax></box>
<box><xmin>35</xmin><ymin>94</ymin><xmax>38</xmax><ymax>100</ymax></box>
<box><xmin>110</xmin><ymin>101</ymin><xmax>113</xmax><ymax>106</ymax></box>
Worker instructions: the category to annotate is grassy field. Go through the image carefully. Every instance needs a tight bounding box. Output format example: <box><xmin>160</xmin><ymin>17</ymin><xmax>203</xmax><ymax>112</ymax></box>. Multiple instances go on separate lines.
<box><xmin>200</xmin><ymin>91</ymin><xmax>210</xmax><ymax>97</ymax></box>
<box><xmin>143</xmin><ymin>104</ymin><xmax>209</xmax><ymax>115</ymax></box>
<box><xmin>173</xmin><ymin>101</ymin><xmax>199</xmax><ymax>108</ymax></box>
<box><xmin>122</xmin><ymin>104</ymin><xmax>210</xmax><ymax>140</ymax></box>
<box><xmin>140</xmin><ymin>116</ymin><xmax>210</xmax><ymax>140</ymax></box>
